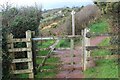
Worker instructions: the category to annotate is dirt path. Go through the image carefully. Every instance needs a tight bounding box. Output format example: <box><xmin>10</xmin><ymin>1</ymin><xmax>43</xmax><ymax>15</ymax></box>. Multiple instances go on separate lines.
<box><xmin>55</xmin><ymin>36</ymin><xmax>108</xmax><ymax>78</ymax></box>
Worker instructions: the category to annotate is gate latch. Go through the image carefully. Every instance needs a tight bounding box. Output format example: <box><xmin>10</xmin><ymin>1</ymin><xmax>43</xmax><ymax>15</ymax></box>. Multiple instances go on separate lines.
<box><xmin>86</xmin><ymin>32</ymin><xmax>91</xmax><ymax>38</ymax></box>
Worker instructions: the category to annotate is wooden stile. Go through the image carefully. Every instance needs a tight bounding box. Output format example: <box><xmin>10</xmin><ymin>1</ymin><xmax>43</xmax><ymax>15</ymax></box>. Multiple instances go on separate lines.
<box><xmin>7</xmin><ymin>30</ymin><xmax>34</xmax><ymax>79</ymax></box>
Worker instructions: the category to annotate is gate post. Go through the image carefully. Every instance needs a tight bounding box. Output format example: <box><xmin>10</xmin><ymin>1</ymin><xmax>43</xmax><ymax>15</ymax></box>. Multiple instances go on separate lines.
<box><xmin>83</xmin><ymin>28</ymin><xmax>90</xmax><ymax>71</ymax></box>
<box><xmin>26</xmin><ymin>30</ymin><xmax>34</xmax><ymax>78</ymax></box>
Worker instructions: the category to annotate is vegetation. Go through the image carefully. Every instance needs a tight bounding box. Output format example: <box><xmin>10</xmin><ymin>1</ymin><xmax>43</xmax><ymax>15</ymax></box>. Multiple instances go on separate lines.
<box><xmin>84</xmin><ymin>38</ymin><xmax>118</xmax><ymax>78</ymax></box>
<box><xmin>89</xmin><ymin>19</ymin><xmax>109</xmax><ymax>33</ymax></box>
<box><xmin>35</xmin><ymin>40</ymin><xmax>60</xmax><ymax>78</ymax></box>
<box><xmin>56</xmin><ymin>39</ymin><xmax>70</xmax><ymax>48</ymax></box>
<box><xmin>94</xmin><ymin>1</ymin><xmax>120</xmax><ymax>55</ymax></box>
<box><xmin>1</xmin><ymin>3</ymin><xmax>42</xmax><ymax>79</ymax></box>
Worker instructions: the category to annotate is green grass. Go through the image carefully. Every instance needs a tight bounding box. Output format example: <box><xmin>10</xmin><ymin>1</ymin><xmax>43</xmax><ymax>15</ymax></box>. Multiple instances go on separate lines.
<box><xmin>35</xmin><ymin>57</ymin><xmax>60</xmax><ymax>78</ymax></box>
<box><xmin>35</xmin><ymin>40</ymin><xmax>60</xmax><ymax>78</ymax></box>
<box><xmin>37</xmin><ymin>40</ymin><xmax>55</xmax><ymax>48</ymax></box>
<box><xmin>56</xmin><ymin>39</ymin><xmax>70</xmax><ymax>48</ymax></box>
<box><xmin>46</xmin><ymin>57</ymin><xmax>60</xmax><ymax>63</ymax></box>
<box><xmin>35</xmin><ymin>72</ymin><xmax>57</xmax><ymax>78</ymax></box>
<box><xmin>37</xmin><ymin>50</ymin><xmax>49</xmax><ymax>56</ymax></box>
<box><xmin>17</xmin><ymin>74</ymin><xmax>28</xmax><ymax>78</ymax></box>
<box><xmin>91</xmin><ymin>38</ymin><xmax>110</xmax><ymax>57</ymax></box>
<box><xmin>36</xmin><ymin>58</ymin><xmax>43</xmax><ymax>64</ymax></box>
<box><xmin>89</xmin><ymin>19</ymin><xmax>109</xmax><ymax>33</ymax></box>
<box><xmin>85</xmin><ymin>59</ymin><xmax>118</xmax><ymax>78</ymax></box>
<box><xmin>84</xmin><ymin>38</ymin><xmax>119</xmax><ymax>78</ymax></box>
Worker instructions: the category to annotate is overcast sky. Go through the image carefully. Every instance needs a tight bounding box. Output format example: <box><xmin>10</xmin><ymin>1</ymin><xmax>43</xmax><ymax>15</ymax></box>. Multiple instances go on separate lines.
<box><xmin>0</xmin><ymin>0</ymin><xmax>95</xmax><ymax>10</ymax></box>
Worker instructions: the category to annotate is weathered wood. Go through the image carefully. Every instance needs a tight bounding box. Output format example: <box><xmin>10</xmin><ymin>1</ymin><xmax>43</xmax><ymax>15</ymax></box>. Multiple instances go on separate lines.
<box><xmin>26</xmin><ymin>30</ymin><xmax>34</xmax><ymax>78</ymax></box>
<box><xmin>70</xmin><ymin>39</ymin><xmax>74</xmax><ymax>65</ymax></box>
<box><xmin>36</xmin><ymin>56</ymin><xmax>47</xmax><ymax>58</ymax></box>
<box><xmin>12</xmin><ymin>69</ymin><xmax>33</xmax><ymax>74</ymax></box>
<box><xmin>56</xmin><ymin>48</ymin><xmax>70</xmax><ymax>50</ymax></box>
<box><xmin>32</xmin><ymin>32</ymin><xmax>37</xmax><ymax>75</ymax></box>
<box><xmin>86</xmin><ymin>45</ymin><xmax>118</xmax><ymax>50</ymax></box>
<box><xmin>90</xmin><ymin>32</ymin><xmax>118</xmax><ymax>37</ymax></box>
<box><xmin>7</xmin><ymin>38</ymin><xmax>31</xmax><ymax>43</ymax></box>
<box><xmin>36</xmin><ymin>48</ymin><xmax>50</xmax><ymax>51</ymax></box>
<box><xmin>83</xmin><ymin>28</ymin><xmax>90</xmax><ymax>71</ymax></box>
<box><xmin>8</xmin><ymin>34</ymin><xmax>16</xmax><ymax>71</ymax></box>
<box><xmin>12</xmin><ymin>58</ymin><xmax>32</xmax><ymax>63</ymax></box>
<box><xmin>94</xmin><ymin>55</ymin><xmax>120</xmax><ymax>59</ymax></box>
<box><xmin>8</xmin><ymin>48</ymin><xmax>31</xmax><ymax>52</ymax></box>
<box><xmin>37</xmin><ymin>39</ymin><xmax>60</xmax><ymax>70</ymax></box>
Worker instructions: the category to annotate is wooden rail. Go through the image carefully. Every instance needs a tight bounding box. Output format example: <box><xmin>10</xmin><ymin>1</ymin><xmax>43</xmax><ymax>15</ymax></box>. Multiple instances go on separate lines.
<box><xmin>37</xmin><ymin>39</ymin><xmax>60</xmax><ymax>71</ymax></box>
<box><xmin>7</xmin><ymin>30</ymin><xmax>34</xmax><ymax>78</ymax></box>
<box><xmin>86</xmin><ymin>45</ymin><xmax>118</xmax><ymax>50</ymax></box>
<box><xmin>32</xmin><ymin>35</ymin><xmax>82</xmax><ymax>41</ymax></box>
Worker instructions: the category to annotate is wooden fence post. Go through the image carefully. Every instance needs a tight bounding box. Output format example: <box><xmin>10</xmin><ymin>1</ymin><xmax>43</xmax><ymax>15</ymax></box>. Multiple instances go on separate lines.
<box><xmin>32</xmin><ymin>31</ymin><xmax>37</xmax><ymax>75</ymax></box>
<box><xmin>70</xmin><ymin>39</ymin><xmax>74</xmax><ymax>65</ymax></box>
<box><xmin>7</xmin><ymin>33</ymin><xmax>16</xmax><ymax>71</ymax></box>
<box><xmin>70</xmin><ymin>10</ymin><xmax>76</xmax><ymax>65</ymax></box>
<box><xmin>83</xmin><ymin>28</ymin><xmax>90</xmax><ymax>71</ymax></box>
<box><xmin>26</xmin><ymin>30</ymin><xmax>34</xmax><ymax>78</ymax></box>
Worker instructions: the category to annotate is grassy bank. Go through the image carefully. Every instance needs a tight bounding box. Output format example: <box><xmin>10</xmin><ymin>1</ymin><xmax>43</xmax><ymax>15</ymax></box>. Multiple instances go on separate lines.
<box><xmin>89</xmin><ymin>19</ymin><xmax>109</xmax><ymax>33</ymax></box>
<box><xmin>84</xmin><ymin>38</ymin><xmax>119</xmax><ymax>78</ymax></box>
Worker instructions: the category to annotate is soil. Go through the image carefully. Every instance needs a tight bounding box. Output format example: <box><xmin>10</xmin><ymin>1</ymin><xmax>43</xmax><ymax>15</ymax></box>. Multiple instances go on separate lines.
<box><xmin>54</xmin><ymin>36</ymin><xmax>108</xmax><ymax>78</ymax></box>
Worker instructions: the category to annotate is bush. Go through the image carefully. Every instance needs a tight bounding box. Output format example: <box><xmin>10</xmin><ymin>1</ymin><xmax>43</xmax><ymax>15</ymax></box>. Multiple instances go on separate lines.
<box><xmin>1</xmin><ymin>3</ymin><xmax>42</xmax><ymax>79</ymax></box>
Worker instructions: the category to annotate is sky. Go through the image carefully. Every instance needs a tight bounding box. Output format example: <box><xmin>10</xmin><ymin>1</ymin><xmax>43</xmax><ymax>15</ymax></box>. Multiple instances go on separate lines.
<box><xmin>0</xmin><ymin>0</ymin><xmax>94</xmax><ymax>10</ymax></box>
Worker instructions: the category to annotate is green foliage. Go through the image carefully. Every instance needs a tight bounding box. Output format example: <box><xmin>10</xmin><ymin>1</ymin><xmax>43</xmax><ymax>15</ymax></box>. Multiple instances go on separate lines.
<box><xmin>85</xmin><ymin>59</ymin><xmax>118</xmax><ymax>78</ymax></box>
<box><xmin>89</xmin><ymin>19</ymin><xmax>109</xmax><ymax>33</ymax></box>
<box><xmin>94</xmin><ymin>1</ymin><xmax>120</xmax><ymax>55</ymax></box>
<box><xmin>35</xmin><ymin>40</ymin><xmax>60</xmax><ymax>78</ymax></box>
<box><xmin>56</xmin><ymin>39</ymin><xmax>70</xmax><ymax>48</ymax></box>
<box><xmin>35</xmin><ymin>72</ymin><xmax>57</xmax><ymax>78</ymax></box>
<box><xmin>37</xmin><ymin>40</ymin><xmax>55</xmax><ymax>48</ymax></box>
<box><xmin>2</xmin><ymin>6</ymin><xmax>41</xmax><ymax>38</ymax></box>
<box><xmin>1</xmin><ymin>3</ymin><xmax>42</xmax><ymax>79</ymax></box>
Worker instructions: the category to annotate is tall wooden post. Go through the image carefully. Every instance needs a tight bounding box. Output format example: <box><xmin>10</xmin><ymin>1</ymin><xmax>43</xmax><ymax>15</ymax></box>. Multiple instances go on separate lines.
<box><xmin>81</xmin><ymin>30</ymin><xmax>84</xmax><ymax>66</ymax></box>
<box><xmin>7</xmin><ymin>34</ymin><xmax>16</xmax><ymax>71</ymax></box>
<box><xmin>26</xmin><ymin>30</ymin><xmax>34</xmax><ymax>78</ymax></box>
<box><xmin>83</xmin><ymin>28</ymin><xmax>90</xmax><ymax>71</ymax></box>
<box><xmin>70</xmin><ymin>10</ymin><xmax>75</xmax><ymax>65</ymax></box>
<box><xmin>32</xmin><ymin>31</ymin><xmax>37</xmax><ymax>75</ymax></box>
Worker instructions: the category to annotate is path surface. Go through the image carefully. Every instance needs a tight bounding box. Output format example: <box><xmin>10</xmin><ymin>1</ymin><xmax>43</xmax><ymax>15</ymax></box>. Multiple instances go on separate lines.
<box><xmin>54</xmin><ymin>36</ymin><xmax>108</xmax><ymax>78</ymax></box>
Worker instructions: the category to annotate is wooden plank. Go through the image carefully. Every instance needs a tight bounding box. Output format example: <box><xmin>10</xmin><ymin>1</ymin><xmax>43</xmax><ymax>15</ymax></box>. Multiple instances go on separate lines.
<box><xmin>86</xmin><ymin>45</ymin><xmax>118</xmax><ymax>50</ymax></box>
<box><xmin>56</xmin><ymin>48</ymin><xmax>70</xmax><ymax>50</ymax></box>
<box><xmin>83</xmin><ymin>28</ymin><xmax>90</xmax><ymax>71</ymax></box>
<box><xmin>93</xmin><ymin>55</ymin><xmax>120</xmax><ymax>60</ymax></box>
<box><xmin>8</xmin><ymin>48</ymin><xmax>31</xmax><ymax>52</ymax></box>
<box><xmin>7</xmin><ymin>38</ymin><xmax>31</xmax><ymax>43</ymax></box>
<box><xmin>90</xmin><ymin>32</ymin><xmax>118</xmax><ymax>37</ymax></box>
<box><xmin>70</xmin><ymin>39</ymin><xmax>74</xmax><ymax>65</ymax></box>
<box><xmin>12</xmin><ymin>69</ymin><xmax>33</xmax><ymax>74</ymax></box>
<box><xmin>36</xmin><ymin>56</ymin><xmax>47</xmax><ymax>58</ymax></box>
<box><xmin>36</xmin><ymin>48</ymin><xmax>50</xmax><ymax>51</ymax></box>
<box><xmin>26</xmin><ymin>30</ymin><xmax>34</xmax><ymax>78</ymax></box>
<box><xmin>37</xmin><ymin>39</ymin><xmax>60</xmax><ymax>70</ymax></box>
<box><xmin>12</xmin><ymin>58</ymin><xmax>32</xmax><ymax>63</ymax></box>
